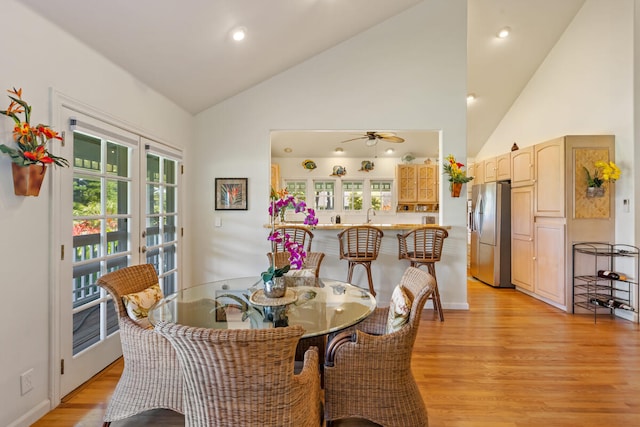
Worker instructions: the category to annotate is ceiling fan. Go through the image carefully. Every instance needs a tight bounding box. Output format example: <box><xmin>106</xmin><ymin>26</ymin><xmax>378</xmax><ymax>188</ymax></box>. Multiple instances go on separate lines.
<box><xmin>341</xmin><ymin>131</ymin><xmax>405</xmax><ymax>146</ymax></box>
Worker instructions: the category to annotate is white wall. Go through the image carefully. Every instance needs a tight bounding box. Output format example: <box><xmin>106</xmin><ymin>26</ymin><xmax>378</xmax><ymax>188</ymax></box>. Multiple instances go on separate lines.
<box><xmin>0</xmin><ymin>1</ymin><xmax>192</xmax><ymax>426</ymax></box>
<box><xmin>477</xmin><ymin>0</ymin><xmax>636</xmax><ymax>247</ymax></box>
<box><xmin>190</xmin><ymin>0</ymin><xmax>469</xmax><ymax>306</ymax></box>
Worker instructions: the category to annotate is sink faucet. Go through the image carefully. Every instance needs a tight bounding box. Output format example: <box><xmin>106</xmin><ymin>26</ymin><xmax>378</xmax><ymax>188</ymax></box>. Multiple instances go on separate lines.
<box><xmin>366</xmin><ymin>207</ymin><xmax>376</xmax><ymax>224</ymax></box>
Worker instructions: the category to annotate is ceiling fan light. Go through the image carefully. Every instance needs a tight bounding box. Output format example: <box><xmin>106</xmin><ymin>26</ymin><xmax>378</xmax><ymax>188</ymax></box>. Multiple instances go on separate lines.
<box><xmin>365</xmin><ymin>139</ymin><xmax>378</xmax><ymax>147</ymax></box>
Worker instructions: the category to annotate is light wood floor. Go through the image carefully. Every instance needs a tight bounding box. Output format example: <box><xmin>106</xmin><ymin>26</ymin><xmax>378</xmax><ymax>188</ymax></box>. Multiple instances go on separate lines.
<box><xmin>33</xmin><ymin>277</ymin><xmax>640</xmax><ymax>426</ymax></box>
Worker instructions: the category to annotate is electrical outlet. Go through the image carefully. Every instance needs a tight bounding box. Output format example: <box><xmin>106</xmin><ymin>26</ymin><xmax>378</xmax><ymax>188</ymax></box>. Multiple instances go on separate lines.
<box><xmin>20</xmin><ymin>369</ymin><xmax>34</xmax><ymax>395</ymax></box>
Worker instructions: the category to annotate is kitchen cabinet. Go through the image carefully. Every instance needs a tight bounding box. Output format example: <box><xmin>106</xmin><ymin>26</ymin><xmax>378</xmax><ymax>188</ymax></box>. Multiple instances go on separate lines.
<box><xmin>511</xmin><ymin>186</ymin><xmax>534</xmax><ymax>291</ymax></box>
<box><xmin>509</xmin><ymin>135</ymin><xmax>615</xmax><ymax>311</ymax></box>
<box><xmin>481</xmin><ymin>153</ymin><xmax>510</xmax><ymax>183</ymax></box>
<box><xmin>396</xmin><ymin>164</ymin><xmax>438</xmax><ymax>211</ymax></box>
<box><xmin>534</xmin><ymin>139</ymin><xmax>565</xmax><ymax>217</ymax></box>
<box><xmin>473</xmin><ymin>160</ymin><xmax>485</xmax><ymax>185</ymax></box>
<box><xmin>271</xmin><ymin>163</ymin><xmax>281</xmax><ymax>191</ymax></box>
<box><xmin>511</xmin><ymin>146</ymin><xmax>534</xmax><ymax>187</ymax></box>
<box><xmin>534</xmin><ymin>218</ymin><xmax>566</xmax><ymax>305</ymax></box>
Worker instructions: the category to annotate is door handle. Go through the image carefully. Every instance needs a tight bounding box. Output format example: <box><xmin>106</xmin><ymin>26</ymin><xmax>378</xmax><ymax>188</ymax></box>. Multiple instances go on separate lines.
<box><xmin>141</xmin><ymin>246</ymin><xmax>147</xmax><ymax>253</ymax></box>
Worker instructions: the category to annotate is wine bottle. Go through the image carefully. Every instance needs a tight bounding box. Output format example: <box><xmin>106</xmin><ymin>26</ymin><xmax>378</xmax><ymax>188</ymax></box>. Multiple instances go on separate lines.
<box><xmin>590</xmin><ymin>298</ymin><xmax>609</xmax><ymax>307</ymax></box>
<box><xmin>607</xmin><ymin>299</ymin><xmax>635</xmax><ymax>311</ymax></box>
<box><xmin>597</xmin><ymin>270</ymin><xmax>627</xmax><ymax>281</ymax></box>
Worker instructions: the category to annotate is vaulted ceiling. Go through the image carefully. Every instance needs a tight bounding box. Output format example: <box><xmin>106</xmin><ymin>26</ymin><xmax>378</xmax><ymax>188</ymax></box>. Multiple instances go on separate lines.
<box><xmin>21</xmin><ymin>0</ymin><xmax>585</xmax><ymax>157</ymax></box>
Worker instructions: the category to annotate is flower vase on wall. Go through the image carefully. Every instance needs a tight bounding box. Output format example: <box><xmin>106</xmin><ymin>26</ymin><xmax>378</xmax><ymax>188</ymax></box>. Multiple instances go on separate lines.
<box><xmin>450</xmin><ymin>182</ymin><xmax>462</xmax><ymax>198</ymax></box>
<box><xmin>12</xmin><ymin>163</ymin><xmax>47</xmax><ymax>196</ymax></box>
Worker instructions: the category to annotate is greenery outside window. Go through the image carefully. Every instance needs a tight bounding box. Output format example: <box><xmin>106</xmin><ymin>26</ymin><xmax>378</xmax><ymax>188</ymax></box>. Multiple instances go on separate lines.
<box><xmin>314</xmin><ymin>180</ymin><xmax>335</xmax><ymax>211</ymax></box>
<box><xmin>342</xmin><ymin>180</ymin><xmax>364</xmax><ymax>211</ymax></box>
<box><xmin>371</xmin><ymin>180</ymin><xmax>393</xmax><ymax>212</ymax></box>
<box><xmin>285</xmin><ymin>180</ymin><xmax>307</xmax><ymax>201</ymax></box>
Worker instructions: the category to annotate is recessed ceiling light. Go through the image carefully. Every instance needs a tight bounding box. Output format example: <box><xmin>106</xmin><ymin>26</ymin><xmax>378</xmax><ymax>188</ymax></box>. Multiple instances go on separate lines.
<box><xmin>467</xmin><ymin>93</ymin><xmax>476</xmax><ymax>103</ymax></box>
<box><xmin>284</xmin><ymin>147</ymin><xmax>292</xmax><ymax>153</ymax></box>
<box><xmin>334</xmin><ymin>147</ymin><xmax>344</xmax><ymax>153</ymax></box>
<box><xmin>385</xmin><ymin>148</ymin><xmax>395</xmax><ymax>154</ymax></box>
<box><xmin>497</xmin><ymin>26</ymin><xmax>510</xmax><ymax>39</ymax></box>
<box><xmin>231</xmin><ymin>27</ymin><xmax>247</xmax><ymax>42</ymax></box>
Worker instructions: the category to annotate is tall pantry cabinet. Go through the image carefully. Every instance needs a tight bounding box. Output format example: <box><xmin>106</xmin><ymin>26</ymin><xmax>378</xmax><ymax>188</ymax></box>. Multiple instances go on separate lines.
<box><xmin>511</xmin><ymin>135</ymin><xmax>615</xmax><ymax>310</ymax></box>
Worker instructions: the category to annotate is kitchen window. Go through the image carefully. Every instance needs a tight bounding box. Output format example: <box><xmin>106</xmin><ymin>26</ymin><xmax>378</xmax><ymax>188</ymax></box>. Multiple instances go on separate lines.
<box><xmin>284</xmin><ymin>180</ymin><xmax>307</xmax><ymax>201</ymax></box>
<box><xmin>342</xmin><ymin>180</ymin><xmax>364</xmax><ymax>211</ymax></box>
<box><xmin>314</xmin><ymin>180</ymin><xmax>335</xmax><ymax>211</ymax></box>
<box><xmin>371</xmin><ymin>180</ymin><xmax>393</xmax><ymax>212</ymax></box>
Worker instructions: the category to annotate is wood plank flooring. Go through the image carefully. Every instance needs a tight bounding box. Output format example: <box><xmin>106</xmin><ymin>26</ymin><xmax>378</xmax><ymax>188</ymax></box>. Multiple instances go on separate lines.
<box><xmin>33</xmin><ymin>277</ymin><xmax>640</xmax><ymax>426</ymax></box>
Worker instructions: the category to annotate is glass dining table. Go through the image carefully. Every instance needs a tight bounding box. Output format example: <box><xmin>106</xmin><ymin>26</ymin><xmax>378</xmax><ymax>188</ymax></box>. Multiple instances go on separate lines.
<box><xmin>149</xmin><ymin>276</ymin><xmax>377</xmax><ymax>338</ymax></box>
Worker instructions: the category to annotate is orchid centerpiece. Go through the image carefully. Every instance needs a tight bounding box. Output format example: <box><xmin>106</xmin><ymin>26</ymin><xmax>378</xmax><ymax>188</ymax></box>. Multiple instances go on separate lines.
<box><xmin>0</xmin><ymin>87</ymin><xmax>68</xmax><ymax>167</ymax></box>
<box><xmin>262</xmin><ymin>188</ymin><xmax>318</xmax><ymax>283</ymax></box>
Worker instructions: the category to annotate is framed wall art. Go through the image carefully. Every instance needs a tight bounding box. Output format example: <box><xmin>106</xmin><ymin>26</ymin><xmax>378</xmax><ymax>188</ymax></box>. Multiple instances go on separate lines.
<box><xmin>215</xmin><ymin>178</ymin><xmax>248</xmax><ymax>210</ymax></box>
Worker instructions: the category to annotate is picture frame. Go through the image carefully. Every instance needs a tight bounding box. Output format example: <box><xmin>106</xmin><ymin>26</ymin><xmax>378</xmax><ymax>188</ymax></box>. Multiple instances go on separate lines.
<box><xmin>215</xmin><ymin>178</ymin><xmax>248</xmax><ymax>210</ymax></box>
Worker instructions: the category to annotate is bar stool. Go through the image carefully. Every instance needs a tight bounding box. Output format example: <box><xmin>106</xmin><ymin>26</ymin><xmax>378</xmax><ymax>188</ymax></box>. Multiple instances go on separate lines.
<box><xmin>337</xmin><ymin>226</ymin><xmax>384</xmax><ymax>297</ymax></box>
<box><xmin>271</xmin><ymin>225</ymin><xmax>314</xmax><ymax>252</ymax></box>
<box><xmin>397</xmin><ymin>226</ymin><xmax>448</xmax><ymax>321</ymax></box>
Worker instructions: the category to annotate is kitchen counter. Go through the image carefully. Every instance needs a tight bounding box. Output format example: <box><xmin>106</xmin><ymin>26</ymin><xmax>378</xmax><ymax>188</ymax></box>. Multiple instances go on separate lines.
<box><xmin>265</xmin><ymin>223</ymin><xmax>450</xmax><ymax>230</ymax></box>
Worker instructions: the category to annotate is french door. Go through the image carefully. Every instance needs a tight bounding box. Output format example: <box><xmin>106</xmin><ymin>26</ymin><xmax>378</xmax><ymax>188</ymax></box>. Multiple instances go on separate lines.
<box><xmin>56</xmin><ymin>105</ymin><xmax>181</xmax><ymax>397</ymax></box>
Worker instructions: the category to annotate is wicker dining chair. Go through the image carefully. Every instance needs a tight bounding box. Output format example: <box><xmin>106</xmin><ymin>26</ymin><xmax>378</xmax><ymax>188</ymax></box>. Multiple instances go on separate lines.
<box><xmin>324</xmin><ymin>267</ymin><xmax>435</xmax><ymax>427</ymax></box>
<box><xmin>96</xmin><ymin>264</ymin><xmax>183</xmax><ymax>426</ymax></box>
<box><xmin>337</xmin><ymin>225</ymin><xmax>384</xmax><ymax>296</ymax></box>
<box><xmin>397</xmin><ymin>226</ymin><xmax>448</xmax><ymax>321</ymax></box>
<box><xmin>271</xmin><ymin>225</ymin><xmax>315</xmax><ymax>252</ymax></box>
<box><xmin>156</xmin><ymin>322</ymin><xmax>322</xmax><ymax>427</ymax></box>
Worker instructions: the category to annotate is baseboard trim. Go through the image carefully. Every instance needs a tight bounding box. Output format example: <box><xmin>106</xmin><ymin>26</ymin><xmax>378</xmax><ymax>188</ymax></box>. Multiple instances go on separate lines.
<box><xmin>7</xmin><ymin>399</ymin><xmax>51</xmax><ymax>427</ymax></box>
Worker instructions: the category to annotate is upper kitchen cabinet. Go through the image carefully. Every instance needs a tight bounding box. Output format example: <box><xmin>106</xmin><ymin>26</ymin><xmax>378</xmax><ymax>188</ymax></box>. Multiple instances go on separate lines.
<box><xmin>271</xmin><ymin>163</ymin><xmax>281</xmax><ymax>191</ymax></box>
<box><xmin>534</xmin><ymin>139</ymin><xmax>565</xmax><ymax>217</ymax></box>
<box><xmin>473</xmin><ymin>160</ymin><xmax>485</xmax><ymax>185</ymax></box>
<box><xmin>482</xmin><ymin>153</ymin><xmax>511</xmax><ymax>182</ymax></box>
<box><xmin>511</xmin><ymin>146</ymin><xmax>534</xmax><ymax>187</ymax></box>
<box><xmin>397</xmin><ymin>163</ymin><xmax>438</xmax><ymax>212</ymax></box>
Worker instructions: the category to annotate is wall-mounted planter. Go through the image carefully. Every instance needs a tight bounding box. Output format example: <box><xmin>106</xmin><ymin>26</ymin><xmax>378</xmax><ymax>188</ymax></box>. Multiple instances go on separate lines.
<box><xmin>11</xmin><ymin>163</ymin><xmax>47</xmax><ymax>196</ymax></box>
<box><xmin>586</xmin><ymin>186</ymin><xmax>605</xmax><ymax>198</ymax></box>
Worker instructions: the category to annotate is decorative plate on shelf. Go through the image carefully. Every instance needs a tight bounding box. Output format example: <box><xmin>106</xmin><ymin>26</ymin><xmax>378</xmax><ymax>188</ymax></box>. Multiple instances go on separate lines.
<box><xmin>249</xmin><ymin>288</ymin><xmax>298</xmax><ymax>306</ymax></box>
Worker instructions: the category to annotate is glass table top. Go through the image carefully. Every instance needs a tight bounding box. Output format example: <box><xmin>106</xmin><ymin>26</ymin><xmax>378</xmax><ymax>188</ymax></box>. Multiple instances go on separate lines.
<box><xmin>149</xmin><ymin>277</ymin><xmax>377</xmax><ymax>338</ymax></box>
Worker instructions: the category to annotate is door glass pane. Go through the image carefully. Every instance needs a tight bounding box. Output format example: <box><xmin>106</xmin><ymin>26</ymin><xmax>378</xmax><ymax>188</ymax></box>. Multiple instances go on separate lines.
<box><xmin>106</xmin><ymin>179</ymin><xmax>129</xmax><ymax>215</ymax></box>
<box><xmin>146</xmin><ymin>151</ymin><xmax>179</xmax><ymax>295</ymax></box>
<box><xmin>107</xmin><ymin>142</ymin><xmax>128</xmax><ymax>177</ymax></box>
<box><xmin>72</xmin><ymin>131</ymin><xmax>133</xmax><ymax>356</ymax></box>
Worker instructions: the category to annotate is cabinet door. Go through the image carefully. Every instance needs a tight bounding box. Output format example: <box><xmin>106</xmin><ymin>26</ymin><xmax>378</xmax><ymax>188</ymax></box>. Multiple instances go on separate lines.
<box><xmin>496</xmin><ymin>153</ymin><xmax>511</xmax><ymax>181</ymax></box>
<box><xmin>474</xmin><ymin>160</ymin><xmax>485</xmax><ymax>185</ymax></box>
<box><xmin>271</xmin><ymin>163</ymin><xmax>281</xmax><ymax>191</ymax></box>
<box><xmin>511</xmin><ymin>186</ymin><xmax>534</xmax><ymax>291</ymax></box>
<box><xmin>483</xmin><ymin>157</ymin><xmax>497</xmax><ymax>182</ymax></box>
<box><xmin>397</xmin><ymin>165</ymin><xmax>417</xmax><ymax>203</ymax></box>
<box><xmin>534</xmin><ymin>138</ymin><xmax>565</xmax><ymax>217</ymax></box>
<box><xmin>417</xmin><ymin>164</ymin><xmax>438</xmax><ymax>203</ymax></box>
<box><xmin>511</xmin><ymin>146</ymin><xmax>534</xmax><ymax>187</ymax></box>
<box><xmin>534</xmin><ymin>220</ymin><xmax>566</xmax><ymax>305</ymax></box>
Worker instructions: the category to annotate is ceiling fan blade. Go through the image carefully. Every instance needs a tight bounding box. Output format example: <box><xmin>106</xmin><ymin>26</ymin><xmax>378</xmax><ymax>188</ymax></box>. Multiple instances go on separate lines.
<box><xmin>340</xmin><ymin>136</ymin><xmax>367</xmax><ymax>143</ymax></box>
<box><xmin>374</xmin><ymin>132</ymin><xmax>397</xmax><ymax>138</ymax></box>
<box><xmin>381</xmin><ymin>136</ymin><xmax>405</xmax><ymax>143</ymax></box>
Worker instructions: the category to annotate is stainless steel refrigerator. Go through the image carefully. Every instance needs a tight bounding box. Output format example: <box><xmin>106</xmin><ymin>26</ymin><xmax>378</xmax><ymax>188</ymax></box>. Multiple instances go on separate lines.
<box><xmin>470</xmin><ymin>181</ymin><xmax>513</xmax><ymax>288</ymax></box>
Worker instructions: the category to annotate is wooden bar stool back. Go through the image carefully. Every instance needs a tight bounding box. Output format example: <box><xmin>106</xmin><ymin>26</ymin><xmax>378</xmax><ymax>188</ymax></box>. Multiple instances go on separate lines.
<box><xmin>397</xmin><ymin>226</ymin><xmax>448</xmax><ymax>321</ymax></box>
<box><xmin>272</xmin><ymin>226</ymin><xmax>314</xmax><ymax>252</ymax></box>
<box><xmin>337</xmin><ymin>226</ymin><xmax>384</xmax><ymax>297</ymax></box>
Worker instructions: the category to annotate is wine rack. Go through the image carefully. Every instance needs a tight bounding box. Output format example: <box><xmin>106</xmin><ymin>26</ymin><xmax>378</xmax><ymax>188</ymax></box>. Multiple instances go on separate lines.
<box><xmin>572</xmin><ymin>242</ymin><xmax>639</xmax><ymax>323</ymax></box>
